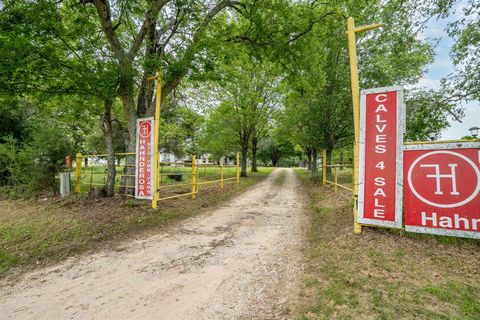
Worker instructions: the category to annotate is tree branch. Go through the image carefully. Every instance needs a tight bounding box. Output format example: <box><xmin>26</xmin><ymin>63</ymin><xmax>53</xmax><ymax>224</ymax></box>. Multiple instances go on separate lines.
<box><xmin>92</xmin><ymin>0</ymin><xmax>126</xmax><ymax>61</ymax></box>
<box><xmin>127</xmin><ymin>0</ymin><xmax>171</xmax><ymax>60</ymax></box>
<box><xmin>161</xmin><ymin>0</ymin><xmax>231</xmax><ymax>100</ymax></box>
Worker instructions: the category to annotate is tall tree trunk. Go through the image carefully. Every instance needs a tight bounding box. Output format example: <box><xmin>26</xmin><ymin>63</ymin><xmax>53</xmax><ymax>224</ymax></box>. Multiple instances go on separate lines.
<box><xmin>311</xmin><ymin>150</ymin><xmax>318</xmax><ymax>178</ymax></box>
<box><xmin>307</xmin><ymin>151</ymin><xmax>312</xmax><ymax>171</ymax></box>
<box><xmin>339</xmin><ymin>151</ymin><xmax>344</xmax><ymax>171</ymax></box>
<box><xmin>118</xmin><ymin>62</ymin><xmax>138</xmax><ymax>195</ymax></box>
<box><xmin>102</xmin><ymin>98</ymin><xmax>116</xmax><ymax>197</ymax></box>
<box><xmin>241</xmin><ymin>144</ymin><xmax>248</xmax><ymax>177</ymax></box>
<box><xmin>326</xmin><ymin>148</ymin><xmax>332</xmax><ymax>174</ymax></box>
<box><xmin>251</xmin><ymin>137</ymin><xmax>258</xmax><ymax>172</ymax></box>
<box><xmin>137</xmin><ymin>23</ymin><xmax>157</xmax><ymax>118</ymax></box>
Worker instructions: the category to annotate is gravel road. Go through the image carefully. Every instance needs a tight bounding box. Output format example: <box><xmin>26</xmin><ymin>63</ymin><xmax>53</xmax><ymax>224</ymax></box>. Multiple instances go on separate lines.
<box><xmin>0</xmin><ymin>168</ymin><xmax>305</xmax><ymax>319</ymax></box>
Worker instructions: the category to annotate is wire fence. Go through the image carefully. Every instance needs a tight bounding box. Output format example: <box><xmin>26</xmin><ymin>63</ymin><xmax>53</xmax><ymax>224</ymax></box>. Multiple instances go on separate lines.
<box><xmin>311</xmin><ymin>150</ymin><xmax>354</xmax><ymax>193</ymax></box>
<box><xmin>73</xmin><ymin>152</ymin><xmax>240</xmax><ymax>201</ymax></box>
<box><xmin>323</xmin><ymin>163</ymin><xmax>353</xmax><ymax>192</ymax></box>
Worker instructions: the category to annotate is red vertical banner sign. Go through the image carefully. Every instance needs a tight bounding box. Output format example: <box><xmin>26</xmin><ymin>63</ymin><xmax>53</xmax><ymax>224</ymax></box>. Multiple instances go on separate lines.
<box><xmin>358</xmin><ymin>86</ymin><xmax>404</xmax><ymax>228</ymax></box>
<box><xmin>404</xmin><ymin>142</ymin><xmax>480</xmax><ymax>239</ymax></box>
<box><xmin>135</xmin><ymin>117</ymin><xmax>155</xmax><ymax>200</ymax></box>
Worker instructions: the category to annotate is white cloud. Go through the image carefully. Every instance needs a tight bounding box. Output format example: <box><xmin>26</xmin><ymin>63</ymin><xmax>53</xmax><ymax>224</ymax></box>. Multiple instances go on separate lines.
<box><xmin>408</xmin><ymin>78</ymin><xmax>441</xmax><ymax>90</ymax></box>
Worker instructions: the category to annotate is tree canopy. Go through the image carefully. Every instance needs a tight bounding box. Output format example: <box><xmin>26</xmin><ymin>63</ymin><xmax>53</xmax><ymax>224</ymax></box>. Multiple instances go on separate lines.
<box><xmin>0</xmin><ymin>0</ymin><xmax>474</xmax><ymax>194</ymax></box>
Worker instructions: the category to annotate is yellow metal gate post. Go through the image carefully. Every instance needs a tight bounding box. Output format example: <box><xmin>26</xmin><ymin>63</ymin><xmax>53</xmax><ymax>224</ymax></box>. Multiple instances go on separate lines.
<box><xmin>75</xmin><ymin>153</ymin><xmax>82</xmax><ymax>193</ymax></box>
<box><xmin>147</xmin><ymin>69</ymin><xmax>163</xmax><ymax>209</ymax></box>
<box><xmin>347</xmin><ymin>17</ymin><xmax>382</xmax><ymax>234</ymax></box>
<box><xmin>322</xmin><ymin>149</ymin><xmax>327</xmax><ymax>186</ymax></box>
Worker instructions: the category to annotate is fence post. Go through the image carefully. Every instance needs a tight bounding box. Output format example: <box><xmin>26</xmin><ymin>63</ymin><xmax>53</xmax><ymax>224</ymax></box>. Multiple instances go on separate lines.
<box><xmin>75</xmin><ymin>153</ymin><xmax>82</xmax><ymax>193</ymax></box>
<box><xmin>322</xmin><ymin>149</ymin><xmax>327</xmax><ymax>186</ymax></box>
<box><xmin>220</xmin><ymin>163</ymin><xmax>224</xmax><ymax>189</ymax></box>
<box><xmin>192</xmin><ymin>155</ymin><xmax>197</xmax><ymax>199</ymax></box>
<box><xmin>236</xmin><ymin>152</ymin><xmax>240</xmax><ymax>184</ymax></box>
<box><xmin>334</xmin><ymin>164</ymin><xmax>338</xmax><ymax>193</ymax></box>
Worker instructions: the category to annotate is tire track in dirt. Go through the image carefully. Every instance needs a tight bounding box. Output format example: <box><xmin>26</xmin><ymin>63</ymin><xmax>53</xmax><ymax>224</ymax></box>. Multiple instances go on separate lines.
<box><xmin>0</xmin><ymin>168</ymin><xmax>305</xmax><ymax>320</ymax></box>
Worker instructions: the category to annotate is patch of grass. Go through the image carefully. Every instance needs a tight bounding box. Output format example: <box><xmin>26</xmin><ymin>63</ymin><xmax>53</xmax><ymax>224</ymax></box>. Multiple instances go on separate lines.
<box><xmin>0</xmin><ymin>249</ymin><xmax>18</xmax><ymax>274</ymax></box>
<box><xmin>294</xmin><ymin>168</ymin><xmax>480</xmax><ymax>320</ymax></box>
<box><xmin>0</xmin><ymin>167</ymin><xmax>273</xmax><ymax>278</ymax></box>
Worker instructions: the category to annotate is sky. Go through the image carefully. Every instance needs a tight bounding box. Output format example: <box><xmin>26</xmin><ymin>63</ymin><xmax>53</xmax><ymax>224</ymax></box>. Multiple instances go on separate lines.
<box><xmin>413</xmin><ymin>1</ymin><xmax>480</xmax><ymax>140</ymax></box>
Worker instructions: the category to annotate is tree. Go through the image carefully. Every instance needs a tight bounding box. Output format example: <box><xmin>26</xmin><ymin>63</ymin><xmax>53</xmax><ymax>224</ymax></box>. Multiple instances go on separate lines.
<box><xmin>404</xmin><ymin>89</ymin><xmax>463</xmax><ymax>141</ymax></box>
<box><xmin>200</xmin><ymin>101</ymin><xmax>240</xmax><ymax>161</ymax></box>
<box><xmin>0</xmin><ymin>1</ymin><xmax>122</xmax><ymax>195</ymax></box>
<box><xmin>83</xmin><ymin>0</ymin><xmax>244</xmax><ymax>150</ymax></box>
<box><xmin>1</xmin><ymin>0</ymin><xmax>241</xmax><ymax>194</ymax></box>
<box><xmin>198</xmin><ymin>49</ymin><xmax>281</xmax><ymax>176</ymax></box>
<box><xmin>279</xmin><ymin>0</ymin><xmax>457</xmax><ymax>176</ymax></box>
<box><xmin>160</xmin><ymin>103</ymin><xmax>205</xmax><ymax>158</ymax></box>
<box><xmin>446</xmin><ymin>1</ymin><xmax>480</xmax><ymax>102</ymax></box>
<box><xmin>0</xmin><ymin>97</ymin><xmax>31</xmax><ymax>143</ymax></box>
<box><xmin>257</xmin><ymin>136</ymin><xmax>296</xmax><ymax>167</ymax></box>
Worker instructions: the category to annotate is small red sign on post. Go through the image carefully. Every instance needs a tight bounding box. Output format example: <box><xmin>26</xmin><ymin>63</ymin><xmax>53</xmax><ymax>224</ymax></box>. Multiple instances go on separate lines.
<box><xmin>357</xmin><ymin>86</ymin><xmax>404</xmax><ymax>228</ymax></box>
<box><xmin>135</xmin><ymin>117</ymin><xmax>155</xmax><ymax>200</ymax></box>
<box><xmin>404</xmin><ymin>142</ymin><xmax>480</xmax><ymax>239</ymax></box>
<box><xmin>65</xmin><ymin>155</ymin><xmax>71</xmax><ymax>169</ymax></box>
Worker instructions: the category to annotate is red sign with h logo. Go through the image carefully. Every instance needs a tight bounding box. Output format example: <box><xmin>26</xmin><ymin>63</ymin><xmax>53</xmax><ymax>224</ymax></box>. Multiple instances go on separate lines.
<box><xmin>135</xmin><ymin>117</ymin><xmax>155</xmax><ymax>200</ymax></box>
<box><xmin>404</xmin><ymin>142</ymin><xmax>480</xmax><ymax>239</ymax></box>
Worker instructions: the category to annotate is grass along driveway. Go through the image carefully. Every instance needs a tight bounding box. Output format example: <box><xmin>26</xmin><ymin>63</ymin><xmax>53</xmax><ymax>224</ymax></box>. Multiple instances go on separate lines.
<box><xmin>295</xmin><ymin>168</ymin><xmax>480</xmax><ymax>320</ymax></box>
<box><xmin>0</xmin><ymin>168</ymin><xmax>273</xmax><ymax>278</ymax></box>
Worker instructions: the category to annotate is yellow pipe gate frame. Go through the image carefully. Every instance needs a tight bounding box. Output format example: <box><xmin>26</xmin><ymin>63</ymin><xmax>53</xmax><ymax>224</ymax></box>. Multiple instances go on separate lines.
<box><xmin>347</xmin><ymin>17</ymin><xmax>383</xmax><ymax>235</ymax></box>
<box><xmin>147</xmin><ymin>70</ymin><xmax>163</xmax><ymax>209</ymax></box>
<box><xmin>321</xmin><ymin>151</ymin><xmax>353</xmax><ymax>193</ymax></box>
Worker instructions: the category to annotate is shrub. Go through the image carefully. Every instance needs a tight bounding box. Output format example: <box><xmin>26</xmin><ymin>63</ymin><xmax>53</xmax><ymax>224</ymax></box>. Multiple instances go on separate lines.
<box><xmin>0</xmin><ymin>126</ymin><xmax>75</xmax><ymax>197</ymax></box>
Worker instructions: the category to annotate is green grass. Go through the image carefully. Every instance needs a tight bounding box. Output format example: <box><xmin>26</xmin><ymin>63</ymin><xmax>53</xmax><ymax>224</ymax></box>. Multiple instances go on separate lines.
<box><xmin>0</xmin><ymin>167</ymin><xmax>274</xmax><ymax>277</ymax></box>
<box><xmin>294</xmin><ymin>168</ymin><xmax>480</xmax><ymax>320</ymax></box>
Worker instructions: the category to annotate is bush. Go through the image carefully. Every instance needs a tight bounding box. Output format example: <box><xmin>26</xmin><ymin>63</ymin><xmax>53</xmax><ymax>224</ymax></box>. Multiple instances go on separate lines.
<box><xmin>0</xmin><ymin>126</ymin><xmax>75</xmax><ymax>197</ymax></box>
<box><xmin>0</xmin><ymin>137</ymin><xmax>18</xmax><ymax>186</ymax></box>
<box><xmin>0</xmin><ymin>137</ymin><xmax>30</xmax><ymax>187</ymax></box>
<box><xmin>27</xmin><ymin>126</ymin><xmax>76</xmax><ymax>193</ymax></box>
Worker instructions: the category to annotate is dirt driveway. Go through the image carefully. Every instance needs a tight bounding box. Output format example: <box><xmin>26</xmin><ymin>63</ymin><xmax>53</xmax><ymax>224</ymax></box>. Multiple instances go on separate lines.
<box><xmin>0</xmin><ymin>168</ymin><xmax>305</xmax><ymax>319</ymax></box>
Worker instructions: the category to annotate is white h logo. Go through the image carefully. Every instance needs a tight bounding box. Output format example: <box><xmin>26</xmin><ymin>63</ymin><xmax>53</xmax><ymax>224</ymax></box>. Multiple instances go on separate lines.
<box><xmin>420</xmin><ymin>163</ymin><xmax>459</xmax><ymax>195</ymax></box>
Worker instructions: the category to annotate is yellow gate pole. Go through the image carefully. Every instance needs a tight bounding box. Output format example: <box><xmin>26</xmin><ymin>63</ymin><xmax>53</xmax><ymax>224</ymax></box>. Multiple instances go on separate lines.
<box><xmin>347</xmin><ymin>17</ymin><xmax>382</xmax><ymax>234</ymax></box>
<box><xmin>236</xmin><ymin>152</ymin><xmax>240</xmax><ymax>184</ymax></box>
<box><xmin>75</xmin><ymin>153</ymin><xmax>82</xmax><ymax>193</ymax></box>
<box><xmin>192</xmin><ymin>155</ymin><xmax>197</xmax><ymax>199</ymax></box>
<box><xmin>322</xmin><ymin>149</ymin><xmax>327</xmax><ymax>186</ymax></box>
<box><xmin>147</xmin><ymin>69</ymin><xmax>163</xmax><ymax>209</ymax></box>
<box><xmin>334</xmin><ymin>164</ymin><xmax>338</xmax><ymax>193</ymax></box>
